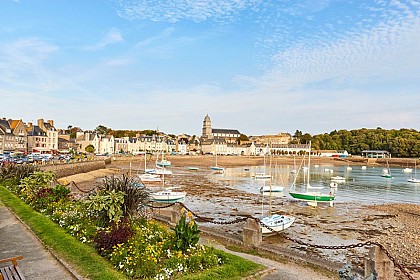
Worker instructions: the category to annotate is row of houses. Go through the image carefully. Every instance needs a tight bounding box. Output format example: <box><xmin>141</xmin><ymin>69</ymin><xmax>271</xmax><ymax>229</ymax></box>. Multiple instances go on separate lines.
<box><xmin>1</xmin><ymin>116</ymin><xmax>349</xmax><ymax>157</ymax></box>
<box><xmin>0</xmin><ymin>117</ymin><xmax>198</xmax><ymax>156</ymax></box>
<box><xmin>0</xmin><ymin>118</ymin><xmax>58</xmax><ymax>155</ymax></box>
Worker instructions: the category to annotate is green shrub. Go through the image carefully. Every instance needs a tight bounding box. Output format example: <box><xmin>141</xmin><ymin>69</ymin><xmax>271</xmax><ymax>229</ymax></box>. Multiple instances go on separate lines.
<box><xmin>19</xmin><ymin>171</ymin><xmax>55</xmax><ymax>197</ymax></box>
<box><xmin>85</xmin><ymin>189</ymin><xmax>125</xmax><ymax>225</ymax></box>
<box><xmin>171</xmin><ymin>211</ymin><xmax>200</xmax><ymax>252</ymax></box>
<box><xmin>98</xmin><ymin>175</ymin><xmax>150</xmax><ymax>218</ymax></box>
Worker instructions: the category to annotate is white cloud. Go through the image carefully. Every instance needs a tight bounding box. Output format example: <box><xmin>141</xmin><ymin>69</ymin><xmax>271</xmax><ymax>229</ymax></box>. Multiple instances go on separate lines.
<box><xmin>85</xmin><ymin>28</ymin><xmax>124</xmax><ymax>50</ymax></box>
<box><xmin>250</xmin><ymin>0</ymin><xmax>420</xmax><ymax>92</ymax></box>
<box><xmin>116</xmin><ymin>0</ymin><xmax>260</xmax><ymax>23</ymax></box>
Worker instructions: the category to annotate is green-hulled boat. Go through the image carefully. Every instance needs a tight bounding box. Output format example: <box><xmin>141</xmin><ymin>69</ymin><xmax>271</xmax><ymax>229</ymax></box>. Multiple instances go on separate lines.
<box><xmin>289</xmin><ymin>141</ymin><xmax>336</xmax><ymax>207</ymax></box>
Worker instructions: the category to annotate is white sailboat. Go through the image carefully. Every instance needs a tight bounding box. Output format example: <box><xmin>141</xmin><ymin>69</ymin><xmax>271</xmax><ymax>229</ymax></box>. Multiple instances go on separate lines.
<box><xmin>260</xmin><ymin>151</ymin><xmax>295</xmax><ymax>234</ymax></box>
<box><xmin>138</xmin><ymin>154</ymin><xmax>162</xmax><ymax>183</ymax></box>
<box><xmin>150</xmin><ymin>166</ymin><xmax>186</xmax><ymax>203</ymax></box>
<box><xmin>407</xmin><ymin>160</ymin><xmax>420</xmax><ymax>183</ymax></box>
<box><xmin>381</xmin><ymin>157</ymin><xmax>392</xmax><ymax>178</ymax></box>
<box><xmin>289</xmin><ymin>141</ymin><xmax>336</xmax><ymax>207</ymax></box>
<box><xmin>254</xmin><ymin>152</ymin><xmax>271</xmax><ymax>179</ymax></box>
<box><xmin>290</xmin><ymin>155</ymin><xmax>297</xmax><ymax>174</ymax></box>
<box><xmin>210</xmin><ymin>150</ymin><xmax>224</xmax><ymax>171</ymax></box>
<box><xmin>150</xmin><ymin>189</ymin><xmax>186</xmax><ymax>203</ymax></box>
<box><xmin>331</xmin><ymin>176</ymin><xmax>346</xmax><ymax>183</ymax></box>
<box><xmin>156</xmin><ymin>151</ymin><xmax>171</xmax><ymax>167</ymax></box>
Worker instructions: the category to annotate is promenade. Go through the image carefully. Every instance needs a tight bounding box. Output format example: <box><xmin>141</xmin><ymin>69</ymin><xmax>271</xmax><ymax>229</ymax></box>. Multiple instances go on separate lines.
<box><xmin>0</xmin><ymin>203</ymin><xmax>75</xmax><ymax>280</ymax></box>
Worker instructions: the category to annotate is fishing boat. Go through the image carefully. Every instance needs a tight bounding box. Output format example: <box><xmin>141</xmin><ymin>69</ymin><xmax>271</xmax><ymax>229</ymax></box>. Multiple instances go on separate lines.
<box><xmin>289</xmin><ymin>141</ymin><xmax>336</xmax><ymax>207</ymax></box>
<box><xmin>402</xmin><ymin>168</ymin><xmax>413</xmax><ymax>173</ymax></box>
<box><xmin>407</xmin><ymin>160</ymin><xmax>420</xmax><ymax>183</ymax></box>
<box><xmin>150</xmin><ymin>189</ymin><xmax>186</xmax><ymax>203</ymax></box>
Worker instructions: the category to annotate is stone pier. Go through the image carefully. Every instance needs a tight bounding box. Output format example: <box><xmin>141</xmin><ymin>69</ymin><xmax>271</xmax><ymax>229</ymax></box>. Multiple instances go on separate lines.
<box><xmin>242</xmin><ymin>218</ymin><xmax>262</xmax><ymax>246</ymax></box>
<box><xmin>365</xmin><ymin>246</ymin><xmax>394</xmax><ymax>280</ymax></box>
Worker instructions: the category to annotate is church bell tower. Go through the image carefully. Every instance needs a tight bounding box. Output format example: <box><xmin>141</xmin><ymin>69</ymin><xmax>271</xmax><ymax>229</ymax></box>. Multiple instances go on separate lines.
<box><xmin>202</xmin><ymin>114</ymin><xmax>212</xmax><ymax>139</ymax></box>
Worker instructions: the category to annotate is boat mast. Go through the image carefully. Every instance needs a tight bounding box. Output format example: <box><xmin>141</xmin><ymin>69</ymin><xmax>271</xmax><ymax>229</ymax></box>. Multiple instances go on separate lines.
<box><xmin>307</xmin><ymin>141</ymin><xmax>311</xmax><ymax>188</ymax></box>
<box><xmin>269</xmin><ymin>142</ymin><xmax>272</xmax><ymax>215</ymax></box>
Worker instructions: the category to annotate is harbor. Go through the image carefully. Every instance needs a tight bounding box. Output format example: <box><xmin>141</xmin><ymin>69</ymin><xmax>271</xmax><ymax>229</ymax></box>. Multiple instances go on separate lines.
<box><xmin>60</xmin><ymin>155</ymin><xmax>420</xmax><ymax>279</ymax></box>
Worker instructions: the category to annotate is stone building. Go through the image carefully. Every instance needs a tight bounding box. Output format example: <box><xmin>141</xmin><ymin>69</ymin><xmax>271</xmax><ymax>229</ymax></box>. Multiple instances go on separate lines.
<box><xmin>0</xmin><ymin>119</ymin><xmax>15</xmax><ymax>154</ymax></box>
<box><xmin>9</xmin><ymin>119</ymin><xmax>28</xmax><ymax>153</ymax></box>
<box><xmin>201</xmin><ymin>114</ymin><xmax>241</xmax><ymax>144</ymax></box>
<box><xmin>200</xmin><ymin>114</ymin><xmax>241</xmax><ymax>155</ymax></box>
<box><xmin>26</xmin><ymin>123</ymin><xmax>48</xmax><ymax>153</ymax></box>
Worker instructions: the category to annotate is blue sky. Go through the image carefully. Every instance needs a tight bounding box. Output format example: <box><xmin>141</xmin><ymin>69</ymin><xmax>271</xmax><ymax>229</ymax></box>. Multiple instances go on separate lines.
<box><xmin>1</xmin><ymin>0</ymin><xmax>419</xmax><ymax>136</ymax></box>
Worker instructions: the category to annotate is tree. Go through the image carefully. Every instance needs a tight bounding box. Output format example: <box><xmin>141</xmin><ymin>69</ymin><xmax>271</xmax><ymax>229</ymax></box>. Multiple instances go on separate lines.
<box><xmin>85</xmin><ymin>145</ymin><xmax>95</xmax><ymax>154</ymax></box>
<box><xmin>95</xmin><ymin>125</ymin><xmax>110</xmax><ymax>135</ymax></box>
<box><xmin>237</xmin><ymin>134</ymin><xmax>249</xmax><ymax>142</ymax></box>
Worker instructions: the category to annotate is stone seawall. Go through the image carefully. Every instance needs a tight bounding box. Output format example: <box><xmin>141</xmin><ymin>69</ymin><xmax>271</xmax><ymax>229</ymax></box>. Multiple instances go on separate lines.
<box><xmin>39</xmin><ymin>160</ymin><xmax>107</xmax><ymax>179</ymax></box>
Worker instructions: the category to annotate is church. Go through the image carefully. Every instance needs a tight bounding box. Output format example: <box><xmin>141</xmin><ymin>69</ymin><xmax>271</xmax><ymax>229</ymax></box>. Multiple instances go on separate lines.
<box><xmin>200</xmin><ymin>114</ymin><xmax>241</xmax><ymax>155</ymax></box>
<box><xmin>201</xmin><ymin>114</ymin><xmax>241</xmax><ymax>143</ymax></box>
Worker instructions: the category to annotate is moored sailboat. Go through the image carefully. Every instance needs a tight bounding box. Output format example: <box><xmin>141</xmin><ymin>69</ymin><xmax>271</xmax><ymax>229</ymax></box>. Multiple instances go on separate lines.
<box><xmin>150</xmin><ymin>189</ymin><xmax>186</xmax><ymax>203</ymax></box>
<box><xmin>210</xmin><ymin>150</ymin><xmax>224</xmax><ymax>171</ymax></box>
<box><xmin>289</xmin><ymin>141</ymin><xmax>336</xmax><ymax>207</ymax></box>
<box><xmin>260</xmin><ymin>150</ymin><xmax>295</xmax><ymax>234</ymax></box>
<box><xmin>381</xmin><ymin>157</ymin><xmax>392</xmax><ymax>178</ymax></box>
<box><xmin>407</xmin><ymin>160</ymin><xmax>420</xmax><ymax>183</ymax></box>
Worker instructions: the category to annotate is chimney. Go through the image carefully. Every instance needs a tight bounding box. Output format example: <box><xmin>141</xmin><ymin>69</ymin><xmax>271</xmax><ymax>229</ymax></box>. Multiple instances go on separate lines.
<box><xmin>47</xmin><ymin>119</ymin><xmax>54</xmax><ymax>127</ymax></box>
<box><xmin>27</xmin><ymin>122</ymin><xmax>33</xmax><ymax>127</ymax></box>
<box><xmin>37</xmin><ymin>119</ymin><xmax>44</xmax><ymax>127</ymax></box>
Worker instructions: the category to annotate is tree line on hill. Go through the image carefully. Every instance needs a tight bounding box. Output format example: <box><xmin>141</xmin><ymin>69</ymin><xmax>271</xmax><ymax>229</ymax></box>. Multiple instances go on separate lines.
<box><xmin>292</xmin><ymin>128</ymin><xmax>420</xmax><ymax>158</ymax></box>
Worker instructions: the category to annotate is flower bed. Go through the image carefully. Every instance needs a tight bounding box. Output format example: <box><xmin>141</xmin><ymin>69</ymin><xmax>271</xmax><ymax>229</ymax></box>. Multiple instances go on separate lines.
<box><xmin>1</xmin><ymin>167</ymin><xmax>246</xmax><ymax>279</ymax></box>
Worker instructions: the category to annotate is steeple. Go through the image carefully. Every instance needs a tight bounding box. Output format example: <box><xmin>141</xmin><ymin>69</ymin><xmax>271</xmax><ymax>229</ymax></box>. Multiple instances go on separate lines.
<box><xmin>202</xmin><ymin>114</ymin><xmax>212</xmax><ymax>139</ymax></box>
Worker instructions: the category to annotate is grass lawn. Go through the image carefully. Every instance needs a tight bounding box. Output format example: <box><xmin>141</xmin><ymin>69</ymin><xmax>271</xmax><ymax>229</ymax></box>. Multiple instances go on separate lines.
<box><xmin>0</xmin><ymin>184</ymin><xmax>264</xmax><ymax>279</ymax></box>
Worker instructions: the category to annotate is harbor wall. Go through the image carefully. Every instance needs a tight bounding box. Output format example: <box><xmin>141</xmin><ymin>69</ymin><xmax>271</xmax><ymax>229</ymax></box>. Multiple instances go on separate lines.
<box><xmin>39</xmin><ymin>160</ymin><xmax>107</xmax><ymax>178</ymax></box>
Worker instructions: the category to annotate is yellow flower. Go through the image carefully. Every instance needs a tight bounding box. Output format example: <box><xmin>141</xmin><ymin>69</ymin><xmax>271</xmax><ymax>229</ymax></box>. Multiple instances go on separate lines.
<box><xmin>187</xmin><ymin>211</ymin><xmax>192</xmax><ymax>218</ymax></box>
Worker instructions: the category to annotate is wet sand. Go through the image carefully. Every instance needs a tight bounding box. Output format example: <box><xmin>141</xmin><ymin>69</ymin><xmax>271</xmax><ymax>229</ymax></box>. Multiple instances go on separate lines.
<box><xmin>64</xmin><ymin>156</ymin><xmax>419</xmax><ymax>279</ymax></box>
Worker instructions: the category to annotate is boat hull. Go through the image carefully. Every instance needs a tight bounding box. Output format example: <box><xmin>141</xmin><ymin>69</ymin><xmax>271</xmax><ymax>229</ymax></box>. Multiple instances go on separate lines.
<box><xmin>210</xmin><ymin>166</ymin><xmax>224</xmax><ymax>171</ymax></box>
<box><xmin>407</xmin><ymin>178</ymin><xmax>420</xmax><ymax>183</ymax></box>
<box><xmin>260</xmin><ymin>185</ymin><xmax>284</xmax><ymax>192</ymax></box>
<box><xmin>261</xmin><ymin>214</ymin><xmax>295</xmax><ymax>234</ymax></box>
<box><xmin>289</xmin><ymin>191</ymin><xmax>335</xmax><ymax>202</ymax></box>
<box><xmin>151</xmin><ymin>191</ymin><xmax>186</xmax><ymax>203</ymax></box>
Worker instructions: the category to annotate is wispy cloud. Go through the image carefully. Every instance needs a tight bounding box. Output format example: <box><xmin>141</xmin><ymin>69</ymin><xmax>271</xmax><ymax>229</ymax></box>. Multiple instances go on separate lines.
<box><xmin>84</xmin><ymin>28</ymin><xmax>124</xmax><ymax>50</ymax></box>
<box><xmin>135</xmin><ymin>27</ymin><xmax>175</xmax><ymax>47</ymax></box>
<box><xmin>0</xmin><ymin>38</ymin><xmax>58</xmax><ymax>90</ymax></box>
<box><xmin>245</xmin><ymin>0</ymin><xmax>420</xmax><ymax>91</ymax></box>
<box><xmin>116</xmin><ymin>0</ymin><xmax>260</xmax><ymax>23</ymax></box>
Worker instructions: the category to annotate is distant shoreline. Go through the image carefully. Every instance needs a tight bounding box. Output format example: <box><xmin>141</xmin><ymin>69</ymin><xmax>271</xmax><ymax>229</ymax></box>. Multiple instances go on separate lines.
<box><xmin>114</xmin><ymin>154</ymin><xmax>419</xmax><ymax>169</ymax></box>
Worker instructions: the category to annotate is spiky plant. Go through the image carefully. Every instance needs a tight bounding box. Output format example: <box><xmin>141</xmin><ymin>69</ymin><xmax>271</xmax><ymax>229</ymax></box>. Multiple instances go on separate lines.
<box><xmin>98</xmin><ymin>175</ymin><xmax>150</xmax><ymax>219</ymax></box>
